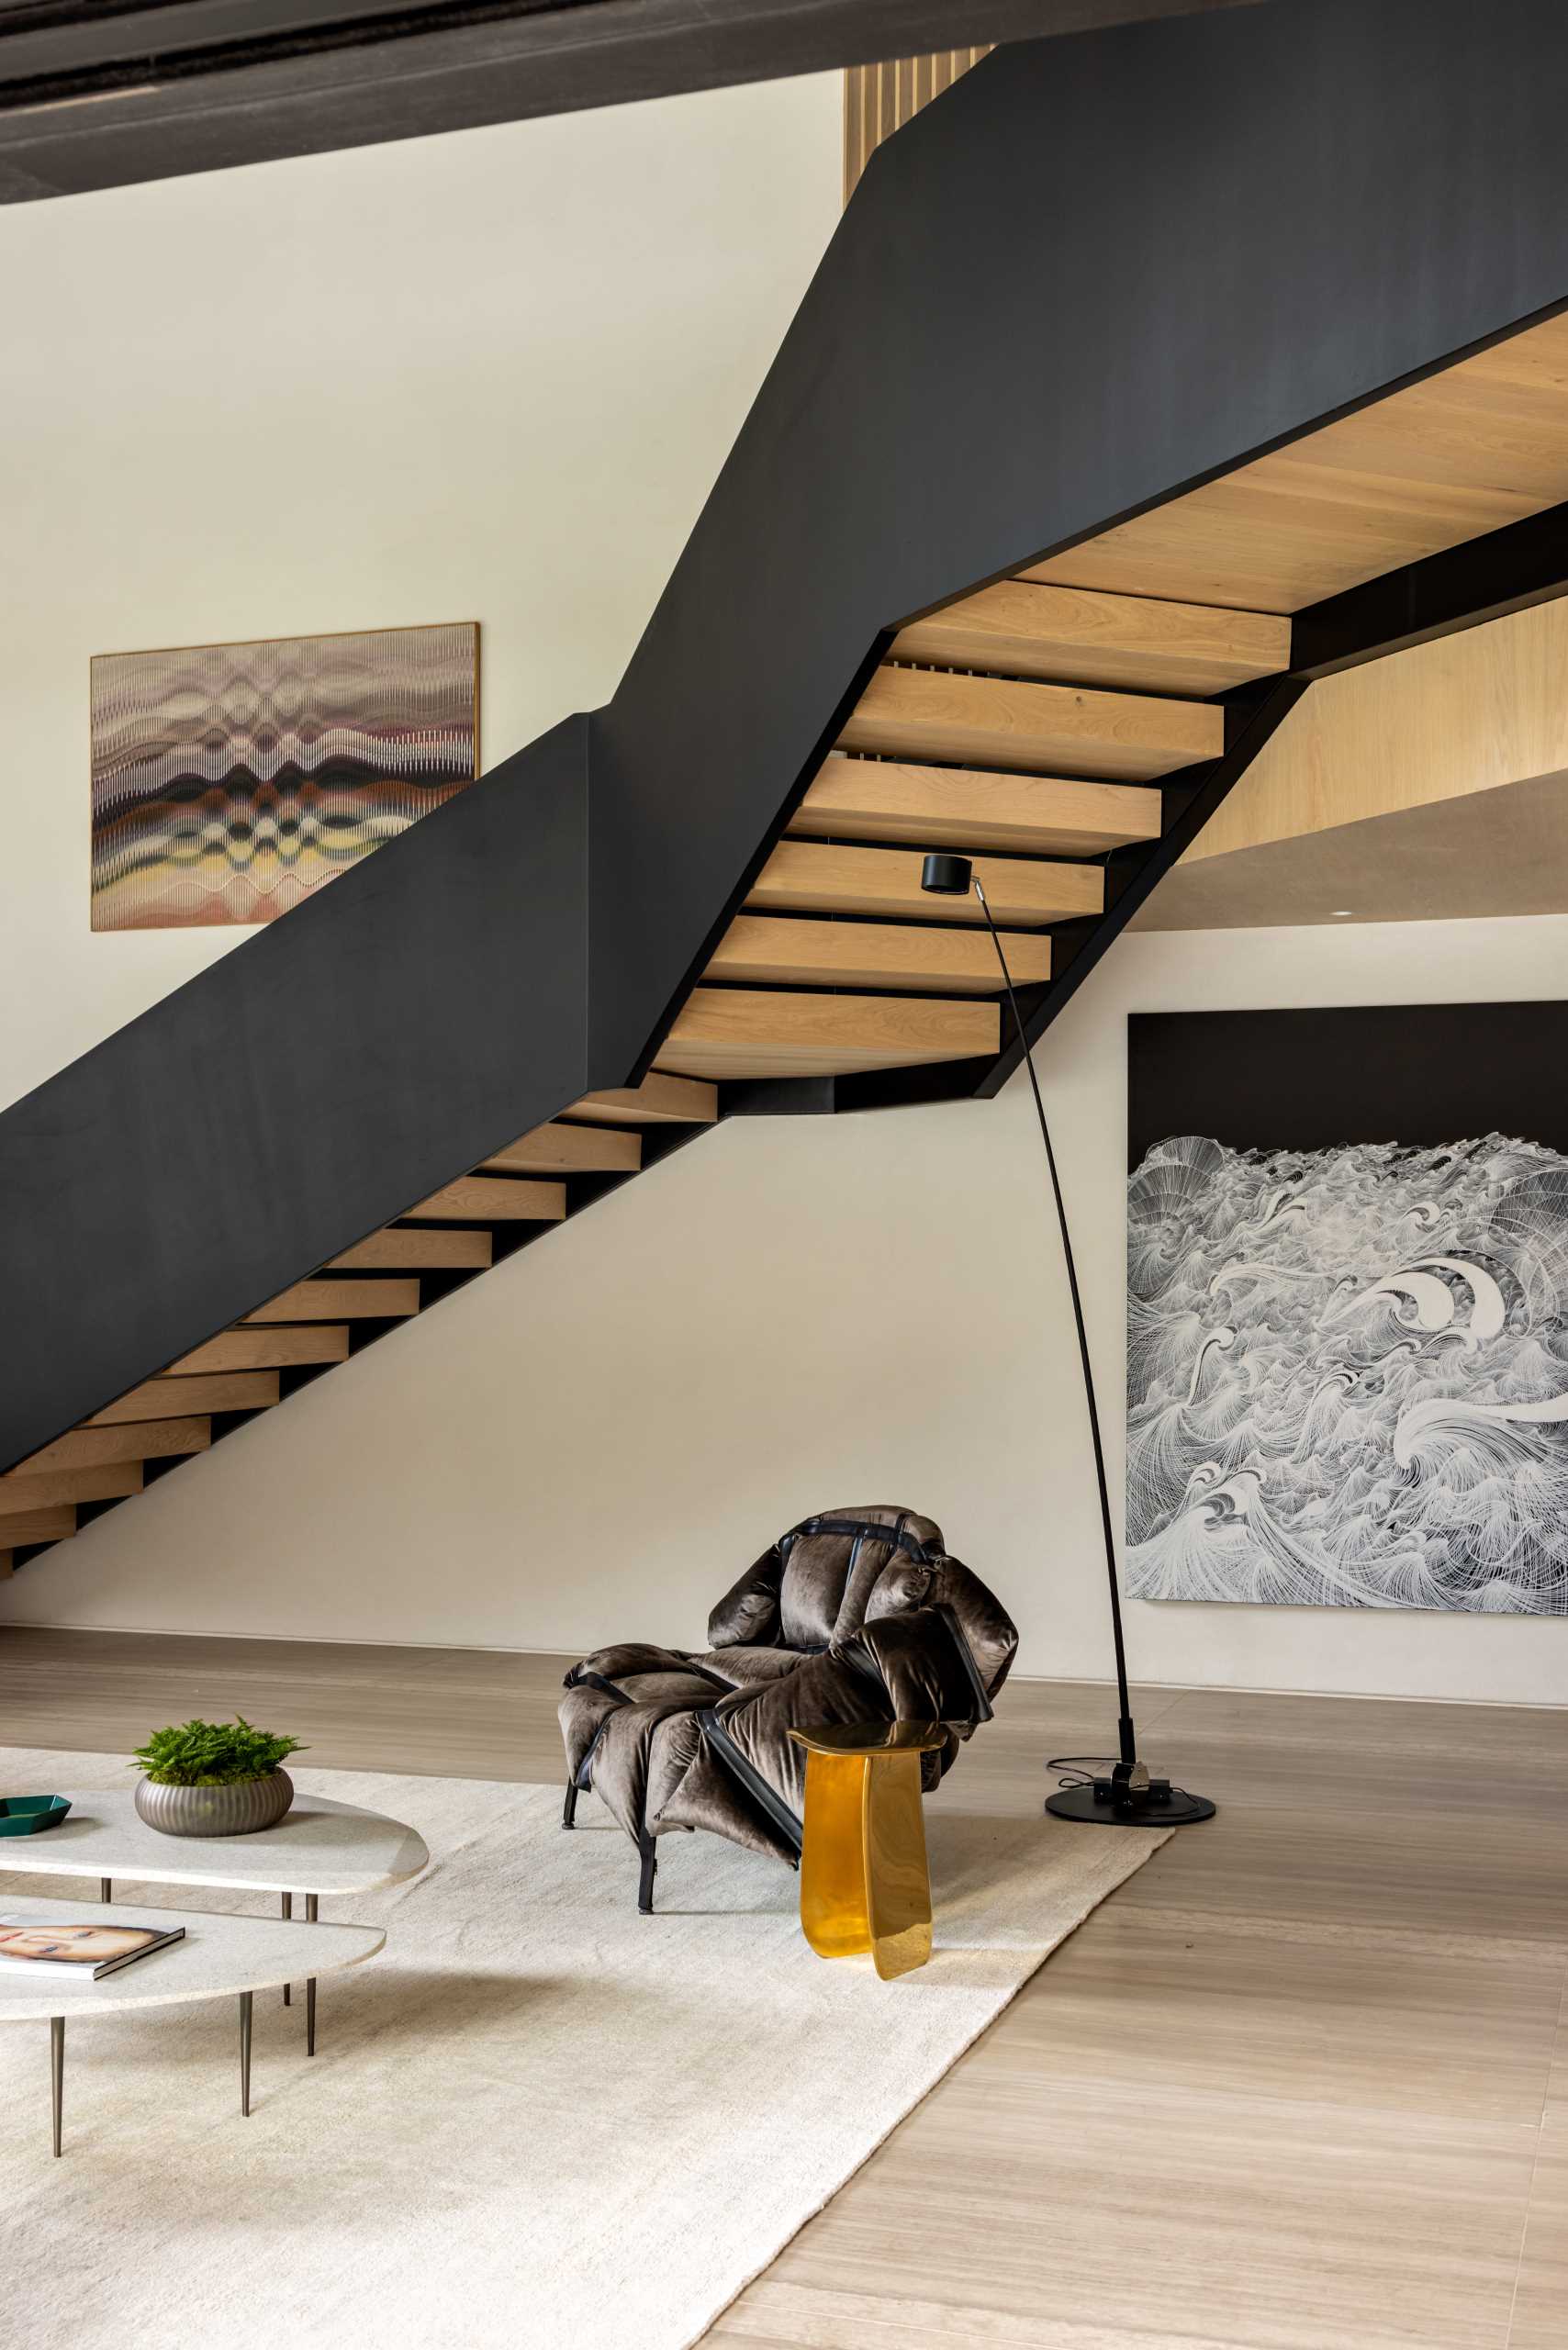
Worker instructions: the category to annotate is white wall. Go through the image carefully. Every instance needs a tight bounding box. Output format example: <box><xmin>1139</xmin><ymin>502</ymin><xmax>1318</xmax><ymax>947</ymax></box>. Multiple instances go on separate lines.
<box><xmin>3</xmin><ymin>84</ymin><xmax>1563</xmax><ymax>1707</ymax></box>
<box><xmin>8</xmin><ymin>895</ymin><xmax>1568</xmax><ymax>1708</ymax></box>
<box><xmin>0</xmin><ymin>71</ymin><xmax>842</xmax><ymax>1109</ymax></box>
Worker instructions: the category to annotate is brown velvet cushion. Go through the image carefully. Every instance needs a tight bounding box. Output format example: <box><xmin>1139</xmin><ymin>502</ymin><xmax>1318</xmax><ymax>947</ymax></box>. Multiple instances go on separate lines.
<box><xmin>706</xmin><ymin>1545</ymin><xmax>786</xmax><ymax>1649</ymax></box>
<box><xmin>710</xmin><ymin>1651</ymin><xmax>885</xmax><ymax>1821</ymax></box>
<box><xmin>922</xmin><ymin>1555</ymin><xmax>1020</xmax><ymax>1696</ymax></box>
<box><xmin>782</xmin><ymin>1505</ymin><xmax>942</xmax><ymax>1649</ymax></box>
<box><xmin>689</xmin><ymin>1644</ymin><xmax>801</xmax><ymax>1686</ymax></box>
<box><xmin>778</xmin><ymin>1529</ymin><xmax>857</xmax><ymax>1647</ymax></box>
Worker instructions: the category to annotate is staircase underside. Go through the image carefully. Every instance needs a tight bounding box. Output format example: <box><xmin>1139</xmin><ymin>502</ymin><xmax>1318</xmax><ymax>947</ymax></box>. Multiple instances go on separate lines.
<box><xmin>13</xmin><ymin>306</ymin><xmax>1568</xmax><ymax>1573</ymax></box>
<box><xmin>8</xmin><ymin>4</ymin><xmax>1568</xmax><ymax>1575</ymax></box>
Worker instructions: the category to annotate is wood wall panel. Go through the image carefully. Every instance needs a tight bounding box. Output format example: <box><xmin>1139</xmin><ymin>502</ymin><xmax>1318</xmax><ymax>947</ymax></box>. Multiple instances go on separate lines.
<box><xmin>1185</xmin><ymin>598</ymin><xmax>1568</xmax><ymax>867</ymax></box>
<box><xmin>844</xmin><ymin>49</ymin><xmax>991</xmax><ymax>202</ymax></box>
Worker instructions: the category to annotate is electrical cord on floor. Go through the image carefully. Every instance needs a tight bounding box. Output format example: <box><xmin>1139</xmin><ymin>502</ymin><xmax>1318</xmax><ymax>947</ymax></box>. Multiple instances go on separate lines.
<box><xmin>1045</xmin><ymin>1752</ymin><xmax>1205</xmax><ymax>1807</ymax></box>
<box><xmin>1046</xmin><ymin>1752</ymin><xmax>1114</xmax><ymax>1788</ymax></box>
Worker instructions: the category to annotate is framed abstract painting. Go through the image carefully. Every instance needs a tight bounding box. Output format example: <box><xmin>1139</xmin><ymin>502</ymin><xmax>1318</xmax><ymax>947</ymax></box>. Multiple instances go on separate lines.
<box><xmin>1126</xmin><ymin>1003</ymin><xmax>1568</xmax><ymax>1614</ymax></box>
<box><xmin>89</xmin><ymin>621</ymin><xmax>479</xmax><ymax>929</ymax></box>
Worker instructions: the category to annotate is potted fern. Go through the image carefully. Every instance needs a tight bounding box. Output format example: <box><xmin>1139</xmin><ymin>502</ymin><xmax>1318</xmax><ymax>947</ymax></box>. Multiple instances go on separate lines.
<box><xmin>131</xmin><ymin>1717</ymin><xmax>306</xmax><ymax>1838</ymax></box>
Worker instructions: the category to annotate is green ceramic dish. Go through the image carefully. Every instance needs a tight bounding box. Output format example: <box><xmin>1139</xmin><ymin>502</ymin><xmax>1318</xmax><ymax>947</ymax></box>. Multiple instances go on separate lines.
<box><xmin>0</xmin><ymin>1795</ymin><xmax>72</xmax><ymax>1836</ymax></box>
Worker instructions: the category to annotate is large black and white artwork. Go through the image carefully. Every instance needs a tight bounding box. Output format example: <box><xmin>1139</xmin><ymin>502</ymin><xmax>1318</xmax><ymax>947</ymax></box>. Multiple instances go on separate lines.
<box><xmin>1126</xmin><ymin>1005</ymin><xmax>1568</xmax><ymax>1614</ymax></box>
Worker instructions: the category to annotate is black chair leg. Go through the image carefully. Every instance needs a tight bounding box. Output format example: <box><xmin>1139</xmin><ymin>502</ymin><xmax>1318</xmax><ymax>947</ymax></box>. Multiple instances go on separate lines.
<box><xmin>637</xmin><ymin>1834</ymin><xmax>657</xmax><ymax>1915</ymax></box>
<box><xmin>562</xmin><ymin>1780</ymin><xmax>579</xmax><ymax>1830</ymax></box>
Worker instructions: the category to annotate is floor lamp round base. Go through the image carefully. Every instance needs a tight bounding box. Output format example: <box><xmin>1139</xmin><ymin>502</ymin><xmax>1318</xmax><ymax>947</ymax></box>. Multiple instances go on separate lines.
<box><xmin>1045</xmin><ymin>1783</ymin><xmax>1217</xmax><ymax>1827</ymax></box>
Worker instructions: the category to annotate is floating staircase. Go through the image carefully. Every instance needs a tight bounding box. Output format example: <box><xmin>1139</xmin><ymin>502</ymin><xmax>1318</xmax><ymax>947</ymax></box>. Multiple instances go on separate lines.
<box><xmin>6</xmin><ymin>2</ymin><xmax>1568</xmax><ymax>1575</ymax></box>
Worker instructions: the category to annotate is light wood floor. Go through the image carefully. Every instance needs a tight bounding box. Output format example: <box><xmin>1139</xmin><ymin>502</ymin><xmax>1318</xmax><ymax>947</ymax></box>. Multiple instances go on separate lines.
<box><xmin>2</xmin><ymin>1625</ymin><xmax>1564</xmax><ymax>2349</ymax></box>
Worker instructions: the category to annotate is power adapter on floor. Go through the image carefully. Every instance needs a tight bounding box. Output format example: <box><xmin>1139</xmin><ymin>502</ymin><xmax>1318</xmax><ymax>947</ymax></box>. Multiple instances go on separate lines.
<box><xmin>1092</xmin><ymin>1769</ymin><xmax>1173</xmax><ymax>1807</ymax></box>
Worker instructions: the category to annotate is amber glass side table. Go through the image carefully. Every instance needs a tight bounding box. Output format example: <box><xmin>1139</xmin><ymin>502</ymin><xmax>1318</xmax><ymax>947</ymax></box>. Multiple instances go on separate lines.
<box><xmin>787</xmin><ymin>1721</ymin><xmax>947</xmax><ymax>1980</ymax></box>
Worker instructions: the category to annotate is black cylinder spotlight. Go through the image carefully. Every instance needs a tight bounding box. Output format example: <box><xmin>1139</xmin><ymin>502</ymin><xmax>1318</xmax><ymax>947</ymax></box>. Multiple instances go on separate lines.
<box><xmin>920</xmin><ymin>852</ymin><xmax>974</xmax><ymax>897</ymax></box>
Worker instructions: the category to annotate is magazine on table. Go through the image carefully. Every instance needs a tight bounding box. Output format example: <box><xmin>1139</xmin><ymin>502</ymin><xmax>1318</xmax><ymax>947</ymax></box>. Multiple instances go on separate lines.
<box><xmin>0</xmin><ymin>1921</ymin><xmax>186</xmax><ymax>1980</ymax></box>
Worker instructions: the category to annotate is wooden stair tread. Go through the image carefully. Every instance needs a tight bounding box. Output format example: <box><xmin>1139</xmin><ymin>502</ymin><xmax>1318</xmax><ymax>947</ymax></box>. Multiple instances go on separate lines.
<box><xmin>330</xmin><ymin>1229</ymin><xmax>493</xmax><ymax>1271</ymax></box>
<box><xmin>12</xmin><ymin>1418</ymin><xmax>209</xmax><ymax>1476</ymax></box>
<box><xmin>793</xmin><ymin>754</ymin><xmax>1161</xmax><ymax>856</ymax></box>
<box><xmin>750</xmin><ymin>839</ymin><xmax>1101</xmax><ymax>926</ymax></box>
<box><xmin>656</xmin><ymin>988</ymin><xmax>998</xmax><ymax>1080</ymax></box>
<box><xmin>567</xmin><ymin>1077</ymin><xmax>718</xmax><ymax>1125</ymax></box>
<box><xmin>707</xmin><ymin>915</ymin><xmax>1050</xmax><ymax>993</ymax></box>
<box><xmin>893</xmin><ymin>578</ymin><xmax>1288</xmax><ymax>694</ymax></box>
<box><xmin>0</xmin><ymin>1506</ymin><xmax>75</xmax><ymax>1546</ymax></box>
<box><xmin>838</xmin><ymin>664</ymin><xmax>1222</xmax><ymax>779</ymax></box>
<box><xmin>410</xmin><ymin>1178</ymin><xmax>566</xmax><ymax>1223</ymax></box>
<box><xmin>0</xmin><ymin>1463</ymin><xmax>143</xmax><ymax>1510</ymax></box>
<box><xmin>244</xmin><ymin>1280</ymin><xmax>420</xmax><ymax>1324</ymax></box>
<box><xmin>164</xmin><ymin>1326</ymin><xmax>351</xmax><ymax>1375</ymax></box>
<box><xmin>90</xmin><ymin>1373</ymin><xmax>280</xmax><ymax>1424</ymax></box>
<box><xmin>1019</xmin><ymin>313</ymin><xmax>1568</xmax><ymax>612</ymax></box>
<box><xmin>483</xmin><ymin>1123</ymin><xmax>641</xmax><ymax>1176</ymax></box>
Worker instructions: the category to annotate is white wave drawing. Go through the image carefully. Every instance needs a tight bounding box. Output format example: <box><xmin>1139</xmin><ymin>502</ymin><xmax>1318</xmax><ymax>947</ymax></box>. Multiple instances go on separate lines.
<box><xmin>1125</xmin><ymin>1132</ymin><xmax>1568</xmax><ymax>1613</ymax></box>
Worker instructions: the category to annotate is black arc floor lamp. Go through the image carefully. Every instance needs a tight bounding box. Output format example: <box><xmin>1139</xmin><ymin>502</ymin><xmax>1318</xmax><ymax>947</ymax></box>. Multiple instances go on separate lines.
<box><xmin>921</xmin><ymin>851</ymin><xmax>1215</xmax><ymax>1827</ymax></box>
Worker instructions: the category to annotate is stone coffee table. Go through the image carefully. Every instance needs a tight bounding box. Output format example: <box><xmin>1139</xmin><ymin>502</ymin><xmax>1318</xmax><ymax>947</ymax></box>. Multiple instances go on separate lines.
<box><xmin>0</xmin><ymin>1893</ymin><xmax>384</xmax><ymax>2154</ymax></box>
<box><xmin>0</xmin><ymin>1787</ymin><xmax>428</xmax><ymax>2050</ymax></box>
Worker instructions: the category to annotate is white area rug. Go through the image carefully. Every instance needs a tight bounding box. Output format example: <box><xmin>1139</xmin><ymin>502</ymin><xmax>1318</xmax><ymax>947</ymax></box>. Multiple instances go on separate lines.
<box><xmin>0</xmin><ymin>1748</ymin><xmax>1168</xmax><ymax>2349</ymax></box>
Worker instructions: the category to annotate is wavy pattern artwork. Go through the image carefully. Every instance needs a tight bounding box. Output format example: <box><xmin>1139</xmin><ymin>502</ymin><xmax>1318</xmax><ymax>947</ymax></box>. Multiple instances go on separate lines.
<box><xmin>90</xmin><ymin>623</ymin><xmax>478</xmax><ymax>929</ymax></box>
<box><xmin>1126</xmin><ymin>1132</ymin><xmax>1568</xmax><ymax>1613</ymax></box>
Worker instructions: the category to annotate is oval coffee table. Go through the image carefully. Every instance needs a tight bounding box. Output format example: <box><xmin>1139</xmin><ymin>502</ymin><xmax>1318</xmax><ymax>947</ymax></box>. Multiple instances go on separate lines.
<box><xmin>0</xmin><ymin>1894</ymin><xmax>384</xmax><ymax>2154</ymax></box>
<box><xmin>0</xmin><ymin>1787</ymin><xmax>427</xmax><ymax>2049</ymax></box>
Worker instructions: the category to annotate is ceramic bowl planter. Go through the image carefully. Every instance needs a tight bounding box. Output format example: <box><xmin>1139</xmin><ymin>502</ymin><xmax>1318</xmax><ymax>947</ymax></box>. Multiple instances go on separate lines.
<box><xmin>134</xmin><ymin>1771</ymin><xmax>294</xmax><ymax>1839</ymax></box>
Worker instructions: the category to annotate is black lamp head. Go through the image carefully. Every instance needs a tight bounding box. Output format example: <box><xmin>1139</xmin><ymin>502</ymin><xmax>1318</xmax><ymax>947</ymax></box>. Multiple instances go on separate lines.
<box><xmin>921</xmin><ymin>852</ymin><xmax>974</xmax><ymax>896</ymax></box>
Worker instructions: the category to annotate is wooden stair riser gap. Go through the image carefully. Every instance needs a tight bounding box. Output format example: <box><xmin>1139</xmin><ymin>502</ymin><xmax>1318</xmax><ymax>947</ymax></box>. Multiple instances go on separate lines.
<box><xmin>706</xmin><ymin>915</ymin><xmax>1050</xmax><ymax>993</ymax></box>
<box><xmin>482</xmin><ymin>1124</ymin><xmax>641</xmax><ymax>1176</ymax></box>
<box><xmin>164</xmin><ymin>1326</ymin><xmax>352</xmax><ymax>1375</ymax></box>
<box><xmin>892</xmin><ymin>579</ymin><xmax>1289</xmax><ymax>694</ymax></box>
<box><xmin>794</xmin><ymin>755</ymin><xmax>1161</xmax><ymax>856</ymax></box>
<box><xmin>89</xmin><ymin>1373</ymin><xmax>281</xmax><ymax>1424</ymax></box>
<box><xmin>11</xmin><ymin>1418</ymin><xmax>210</xmax><ymax>1475</ymax></box>
<box><xmin>750</xmin><ymin>840</ymin><xmax>1100</xmax><ymax>927</ymax></box>
<box><xmin>657</xmin><ymin>988</ymin><xmax>999</xmax><ymax>1080</ymax></box>
<box><xmin>410</xmin><ymin>1178</ymin><xmax>566</xmax><ymax>1223</ymax></box>
<box><xmin>567</xmin><ymin>1077</ymin><xmax>717</xmax><ymax>1125</ymax></box>
<box><xmin>244</xmin><ymin>1281</ymin><xmax>420</xmax><ymax>1324</ymax></box>
<box><xmin>0</xmin><ymin>1507</ymin><xmax>75</xmax><ymax>1545</ymax></box>
<box><xmin>330</xmin><ymin>1230</ymin><xmax>493</xmax><ymax>1272</ymax></box>
<box><xmin>0</xmin><ymin>1464</ymin><xmax>143</xmax><ymax>1511</ymax></box>
<box><xmin>838</xmin><ymin>665</ymin><xmax>1222</xmax><ymax>779</ymax></box>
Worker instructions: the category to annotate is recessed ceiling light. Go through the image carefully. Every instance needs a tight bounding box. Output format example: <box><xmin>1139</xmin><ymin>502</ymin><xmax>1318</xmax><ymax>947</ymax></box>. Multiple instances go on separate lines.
<box><xmin>1328</xmin><ymin>909</ymin><xmax>1354</xmax><ymax>918</ymax></box>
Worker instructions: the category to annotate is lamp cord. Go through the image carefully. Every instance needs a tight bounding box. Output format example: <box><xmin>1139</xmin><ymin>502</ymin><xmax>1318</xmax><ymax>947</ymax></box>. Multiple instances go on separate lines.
<box><xmin>974</xmin><ymin>879</ymin><xmax>1137</xmax><ymax>1769</ymax></box>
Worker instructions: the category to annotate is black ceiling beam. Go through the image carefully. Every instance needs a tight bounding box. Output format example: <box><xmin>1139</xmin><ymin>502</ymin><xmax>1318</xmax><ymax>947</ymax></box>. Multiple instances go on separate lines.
<box><xmin>1290</xmin><ymin>492</ymin><xmax>1568</xmax><ymax>677</ymax></box>
<box><xmin>0</xmin><ymin>0</ymin><xmax>1267</xmax><ymax>203</ymax></box>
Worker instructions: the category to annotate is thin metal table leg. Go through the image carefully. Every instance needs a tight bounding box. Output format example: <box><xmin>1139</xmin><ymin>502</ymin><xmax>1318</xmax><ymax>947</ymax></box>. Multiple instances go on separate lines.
<box><xmin>281</xmin><ymin>1890</ymin><xmax>292</xmax><ymax>2004</ymax></box>
<box><xmin>50</xmin><ymin>2016</ymin><xmax>63</xmax><ymax>2157</ymax></box>
<box><xmin>99</xmin><ymin>1878</ymin><xmax>111</xmax><ymax>1903</ymax></box>
<box><xmin>239</xmin><ymin>1991</ymin><xmax>252</xmax><ymax>2117</ymax></box>
<box><xmin>305</xmin><ymin>1894</ymin><xmax>318</xmax><ymax>2054</ymax></box>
